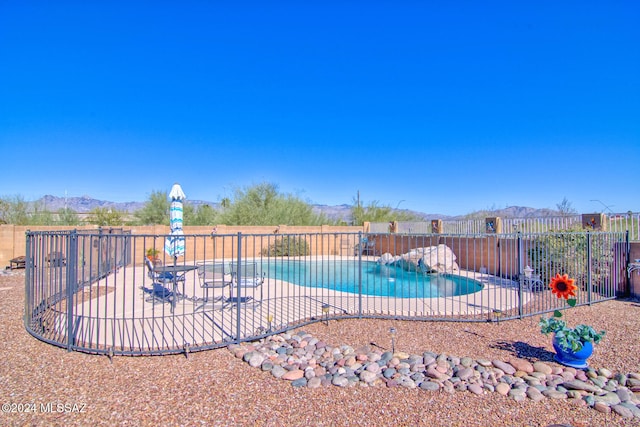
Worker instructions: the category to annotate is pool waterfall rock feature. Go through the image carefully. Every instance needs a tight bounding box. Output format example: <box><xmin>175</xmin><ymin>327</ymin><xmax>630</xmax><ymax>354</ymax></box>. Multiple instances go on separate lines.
<box><xmin>377</xmin><ymin>244</ymin><xmax>460</xmax><ymax>274</ymax></box>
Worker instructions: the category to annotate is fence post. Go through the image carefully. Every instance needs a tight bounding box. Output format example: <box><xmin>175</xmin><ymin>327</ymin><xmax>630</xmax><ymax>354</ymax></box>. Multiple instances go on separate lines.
<box><xmin>586</xmin><ymin>231</ymin><xmax>592</xmax><ymax>304</ymax></box>
<box><xmin>236</xmin><ymin>232</ymin><xmax>242</xmax><ymax>342</ymax></box>
<box><xmin>517</xmin><ymin>232</ymin><xmax>523</xmax><ymax>318</ymax></box>
<box><xmin>66</xmin><ymin>230</ymin><xmax>78</xmax><ymax>351</ymax></box>
<box><xmin>97</xmin><ymin>227</ymin><xmax>104</xmax><ymax>280</ymax></box>
<box><xmin>357</xmin><ymin>231</ymin><xmax>362</xmax><ymax>318</ymax></box>
<box><xmin>625</xmin><ymin>230</ymin><xmax>630</xmax><ymax>297</ymax></box>
<box><xmin>24</xmin><ymin>231</ymin><xmax>32</xmax><ymax>329</ymax></box>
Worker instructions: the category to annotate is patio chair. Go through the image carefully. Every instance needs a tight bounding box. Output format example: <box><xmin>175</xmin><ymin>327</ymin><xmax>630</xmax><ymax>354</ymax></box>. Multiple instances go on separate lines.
<box><xmin>145</xmin><ymin>257</ymin><xmax>185</xmax><ymax>287</ymax></box>
<box><xmin>356</xmin><ymin>237</ymin><xmax>377</xmax><ymax>256</ymax></box>
<box><xmin>195</xmin><ymin>262</ymin><xmax>233</xmax><ymax>309</ymax></box>
<box><xmin>521</xmin><ymin>267</ymin><xmax>545</xmax><ymax>292</ymax></box>
<box><xmin>365</xmin><ymin>238</ymin><xmax>378</xmax><ymax>256</ymax></box>
<box><xmin>227</xmin><ymin>262</ymin><xmax>265</xmax><ymax>307</ymax></box>
<box><xmin>142</xmin><ymin>282</ymin><xmax>176</xmax><ymax>305</ymax></box>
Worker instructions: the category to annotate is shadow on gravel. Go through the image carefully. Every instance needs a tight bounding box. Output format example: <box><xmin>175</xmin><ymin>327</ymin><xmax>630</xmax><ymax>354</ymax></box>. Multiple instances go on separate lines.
<box><xmin>490</xmin><ymin>340</ymin><xmax>555</xmax><ymax>362</ymax></box>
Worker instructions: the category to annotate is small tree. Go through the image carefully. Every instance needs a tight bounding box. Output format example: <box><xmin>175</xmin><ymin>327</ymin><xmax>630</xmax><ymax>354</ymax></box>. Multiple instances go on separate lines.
<box><xmin>0</xmin><ymin>195</ymin><xmax>30</xmax><ymax>225</ymax></box>
<box><xmin>87</xmin><ymin>207</ymin><xmax>125</xmax><ymax>226</ymax></box>
<box><xmin>557</xmin><ymin>197</ymin><xmax>577</xmax><ymax>217</ymax></box>
<box><xmin>56</xmin><ymin>207</ymin><xmax>81</xmax><ymax>226</ymax></box>
<box><xmin>31</xmin><ymin>207</ymin><xmax>56</xmax><ymax>225</ymax></box>
<box><xmin>351</xmin><ymin>200</ymin><xmax>421</xmax><ymax>226</ymax></box>
<box><xmin>218</xmin><ymin>182</ymin><xmax>331</xmax><ymax>226</ymax></box>
<box><xmin>134</xmin><ymin>191</ymin><xmax>169</xmax><ymax>225</ymax></box>
<box><xmin>190</xmin><ymin>204</ymin><xmax>218</xmax><ymax>226</ymax></box>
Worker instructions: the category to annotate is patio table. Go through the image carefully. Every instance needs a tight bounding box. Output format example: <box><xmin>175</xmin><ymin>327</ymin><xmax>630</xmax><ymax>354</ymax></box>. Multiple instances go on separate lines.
<box><xmin>154</xmin><ymin>264</ymin><xmax>198</xmax><ymax>311</ymax></box>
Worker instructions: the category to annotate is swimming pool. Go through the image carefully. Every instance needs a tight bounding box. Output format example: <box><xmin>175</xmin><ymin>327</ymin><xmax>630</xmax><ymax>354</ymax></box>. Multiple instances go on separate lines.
<box><xmin>263</xmin><ymin>260</ymin><xmax>484</xmax><ymax>298</ymax></box>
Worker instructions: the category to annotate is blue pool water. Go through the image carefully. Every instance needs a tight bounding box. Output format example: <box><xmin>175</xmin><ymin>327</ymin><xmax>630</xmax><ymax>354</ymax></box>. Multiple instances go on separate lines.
<box><xmin>262</xmin><ymin>260</ymin><xmax>483</xmax><ymax>298</ymax></box>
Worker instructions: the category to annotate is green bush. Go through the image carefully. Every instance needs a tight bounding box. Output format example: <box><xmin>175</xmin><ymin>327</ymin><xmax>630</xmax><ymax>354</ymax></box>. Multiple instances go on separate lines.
<box><xmin>262</xmin><ymin>236</ymin><xmax>310</xmax><ymax>257</ymax></box>
<box><xmin>527</xmin><ymin>231</ymin><xmax>616</xmax><ymax>297</ymax></box>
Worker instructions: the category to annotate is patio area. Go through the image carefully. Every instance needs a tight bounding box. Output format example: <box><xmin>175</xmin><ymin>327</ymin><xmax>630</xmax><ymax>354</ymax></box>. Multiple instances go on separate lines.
<box><xmin>44</xmin><ymin>259</ymin><xmax>530</xmax><ymax>355</ymax></box>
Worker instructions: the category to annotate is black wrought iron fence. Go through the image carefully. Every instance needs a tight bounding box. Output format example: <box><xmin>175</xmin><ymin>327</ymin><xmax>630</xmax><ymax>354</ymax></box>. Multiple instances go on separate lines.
<box><xmin>24</xmin><ymin>230</ymin><xmax>629</xmax><ymax>357</ymax></box>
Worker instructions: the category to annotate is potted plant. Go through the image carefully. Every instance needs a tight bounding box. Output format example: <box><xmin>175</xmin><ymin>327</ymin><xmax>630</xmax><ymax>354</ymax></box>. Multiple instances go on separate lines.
<box><xmin>146</xmin><ymin>248</ymin><xmax>160</xmax><ymax>264</ymax></box>
<box><xmin>539</xmin><ymin>273</ymin><xmax>605</xmax><ymax>368</ymax></box>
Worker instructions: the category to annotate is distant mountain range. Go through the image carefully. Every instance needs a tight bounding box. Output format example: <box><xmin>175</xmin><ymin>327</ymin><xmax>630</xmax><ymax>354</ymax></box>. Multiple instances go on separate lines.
<box><xmin>37</xmin><ymin>195</ymin><xmax>564</xmax><ymax>222</ymax></box>
<box><xmin>40</xmin><ymin>195</ymin><xmax>148</xmax><ymax>214</ymax></box>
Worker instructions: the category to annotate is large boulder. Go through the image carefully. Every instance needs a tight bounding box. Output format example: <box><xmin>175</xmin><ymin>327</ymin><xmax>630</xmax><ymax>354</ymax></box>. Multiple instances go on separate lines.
<box><xmin>377</xmin><ymin>245</ymin><xmax>459</xmax><ymax>274</ymax></box>
<box><xmin>414</xmin><ymin>245</ymin><xmax>459</xmax><ymax>273</ymax></box>
<box><xmin>377</xmin><ymin>253</ymin><xmax>400</xmax><ymax>265</ymax></box>
<box><xmin>392</xmin><ymin>245</ymin><xmax>459</xmax><ymax>274</ymax></box>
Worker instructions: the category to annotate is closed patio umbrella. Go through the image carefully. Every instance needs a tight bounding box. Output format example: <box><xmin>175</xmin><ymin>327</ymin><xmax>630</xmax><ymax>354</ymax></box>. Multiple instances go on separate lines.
<box><xmin>164</xmin><ymin>183</ymin><xmax>186</xmax><ymax>260</ymax></box>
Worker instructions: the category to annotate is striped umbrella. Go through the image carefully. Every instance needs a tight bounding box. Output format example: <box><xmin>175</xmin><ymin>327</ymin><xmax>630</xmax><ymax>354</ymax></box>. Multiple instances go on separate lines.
<box><xmin>164</xmin><ymin>183</ymin><xmax>186</xmax><ymax>259</ymax></box>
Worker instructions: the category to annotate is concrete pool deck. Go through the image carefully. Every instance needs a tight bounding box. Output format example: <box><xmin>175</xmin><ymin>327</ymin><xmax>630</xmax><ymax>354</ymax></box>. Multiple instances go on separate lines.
<box><xmin>51</xmin><ymin>257</ymin><xmax>532</xmax><ymax>354</ymax></box>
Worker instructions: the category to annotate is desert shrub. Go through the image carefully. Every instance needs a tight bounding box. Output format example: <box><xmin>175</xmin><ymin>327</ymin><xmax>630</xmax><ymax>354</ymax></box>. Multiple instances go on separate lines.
<box><xmin>527</xmin><ymin>231</ymin><xmax>617</xmax><ymax>297</ymax></box>
<box><xmin>262</xmin><ymin>236</ymin><xmax>309</xmax><ymax>256</ymax></box>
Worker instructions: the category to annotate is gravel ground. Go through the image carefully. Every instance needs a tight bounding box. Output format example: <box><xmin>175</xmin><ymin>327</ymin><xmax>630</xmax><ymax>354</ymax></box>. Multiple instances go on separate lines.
<box><xmin>1</xmin><ymin>270</ymin><xmax>639</xmax><ymax>427</ymax></box>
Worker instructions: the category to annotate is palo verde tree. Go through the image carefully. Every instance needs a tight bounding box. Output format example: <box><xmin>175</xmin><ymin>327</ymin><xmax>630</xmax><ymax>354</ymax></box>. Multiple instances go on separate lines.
<box><xmin>189</xmin><ymin>204</ymin><xmax>218</xmax><ymax>225</ymax></box>
<box><xmin>133</xmin><ymin>190</ymin><xmax>217</xmax><ymax>226</ymax></box>
<box><xmin>217</xmin><ymin>182</ymin><xmax>331</xmax><ymax>226</ymax></box>
<box><xmin>0</xmin><ymin>195</ymin><xmax>30</xmax><ymax>225</ymax></box>
<box><xmin>86</xmin><ymin>207</ymin><xmax>126</xmax><ymax>226</ymax></box>
<box><xmin>133</xmin><ymin>191</ymin><xmax>170</xmax><ymax>225</ymax></box>
<box><xmin>56</xmin><ymin>207</ymin><xmax>82</xmax><ymax>226</ymax></box>
<box><xmin>0</xmin><ymin>196</ymin><xmax>84</xmax><ymax>225</ymax></box>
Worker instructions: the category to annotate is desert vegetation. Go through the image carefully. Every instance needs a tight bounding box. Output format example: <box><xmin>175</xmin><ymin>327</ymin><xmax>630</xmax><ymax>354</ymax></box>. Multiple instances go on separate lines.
<box><xmin>0</xmin><ymin>182</ymin><xmax>419</xmax><ymax>227</ymax></box>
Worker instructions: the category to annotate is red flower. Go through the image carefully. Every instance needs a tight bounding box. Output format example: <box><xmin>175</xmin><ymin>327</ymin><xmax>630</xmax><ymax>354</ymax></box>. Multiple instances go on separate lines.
<box><xmin>549</xmin><ymin>273</ymin><xmax>577</xmax><ymax>300</ymax></box>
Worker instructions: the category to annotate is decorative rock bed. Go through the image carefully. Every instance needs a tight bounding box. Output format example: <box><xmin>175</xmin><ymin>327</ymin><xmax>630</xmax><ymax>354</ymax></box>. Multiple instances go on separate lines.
<box><xmin>228</xmin><ymin>331</ymin><xmax>640</xmax><ymax>420</ymax></box>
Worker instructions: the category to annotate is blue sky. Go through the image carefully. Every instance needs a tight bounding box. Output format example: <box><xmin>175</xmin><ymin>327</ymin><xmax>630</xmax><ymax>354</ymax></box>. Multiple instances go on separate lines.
<box><xmin>1</xmin><ymin>1</ymin><xmax>638</xmax><ymax>216</ymax></box>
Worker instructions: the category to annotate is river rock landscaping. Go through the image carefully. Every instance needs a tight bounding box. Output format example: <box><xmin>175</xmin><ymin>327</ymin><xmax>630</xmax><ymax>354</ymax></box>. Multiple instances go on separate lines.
<box><xmin>229</xmin><ymin>331</ymin><xmax>640</xmax><ymax>420</ymax></box>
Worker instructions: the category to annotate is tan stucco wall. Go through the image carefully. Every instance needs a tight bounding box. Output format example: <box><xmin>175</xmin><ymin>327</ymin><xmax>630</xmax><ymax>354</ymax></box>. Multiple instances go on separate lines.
<box><xmin>0</xmin><ymin>225</ymin><xmax>93</xmax><ymax>266</ymax></box>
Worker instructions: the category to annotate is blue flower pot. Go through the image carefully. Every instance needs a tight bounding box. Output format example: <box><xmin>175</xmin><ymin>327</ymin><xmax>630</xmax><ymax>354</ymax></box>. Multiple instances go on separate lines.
<box><xmin>552</xmin><ymin>336</ymin><xmax>593</xmax><ymax>369</ymax></box>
